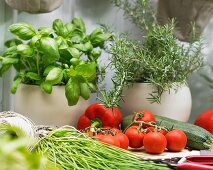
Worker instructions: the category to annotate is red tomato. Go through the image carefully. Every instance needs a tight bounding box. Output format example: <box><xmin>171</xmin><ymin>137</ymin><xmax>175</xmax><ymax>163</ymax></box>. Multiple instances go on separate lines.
<box><xmin>165</xmin><ymin>129</ymin><xmax>187</xmax><ymax>152</ymax></box>
<box><xmin>93</xmin><ymin>134</ymin><xmax>104</xmax><ymax>141</ymax></box>
<box><xmin>159</xmin><ymin>129</ymin><xmax>168</xmax><ymax>136</ymax></box>
<box><xmin>132</xmin><ymin>110</ymin><xmax>156</xmax><ymax>122</ymax></box>
<box><xmin>114</xmin><ymin>133</ymin><xmax>129</xmax><ymax>149</ymax></box>
<box><xmin>145</xmin><ymin>127</ymin><xmax>167</xmax><ymax>135</ymax></box>
<box><xmin>110</xmin><ymin>128</ymin><xmax>122</xmax><ymax>134</ymax></box>
<box><xmin>143</xmin><ymin>132</ymin><xmax>167</xmax><ymax>154</ymax></box>
<box><xmin>99</xmin><ymin>135</ymin><xmax>120</xmax><ymax>148</ymax></box>
<box><xmin>125</xmin><ymin>126</ymin><xmax>144</xmax><ymax>148</ymax></box>
<box><xmin>195</xmin><ymin>109</ymin><xmax>213</xmax><ymax>134</ymax></box>
<box><xmin>145</xmin><ymin>127</ymin><xmax>155</xmax><ymax>133</ymax></box>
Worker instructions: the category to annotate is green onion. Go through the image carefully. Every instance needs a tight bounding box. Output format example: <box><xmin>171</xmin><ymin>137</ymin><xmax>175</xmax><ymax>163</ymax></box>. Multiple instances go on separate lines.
<box><xmin>37</xmin><ymin>126</ymin><xmax>171</xmax><ymax>170</ymax></box>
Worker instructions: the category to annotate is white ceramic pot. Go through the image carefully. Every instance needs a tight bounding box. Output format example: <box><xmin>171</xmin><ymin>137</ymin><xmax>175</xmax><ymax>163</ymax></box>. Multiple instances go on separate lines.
<box><xmin>119</xmin><ymin>83</ymin><xmax>192</xmax><ymax>122</ymax></box>
<box><xmin>14</xmin><ymin>84</ymin><xmax>90</xmax><ymax>126</ymax></box>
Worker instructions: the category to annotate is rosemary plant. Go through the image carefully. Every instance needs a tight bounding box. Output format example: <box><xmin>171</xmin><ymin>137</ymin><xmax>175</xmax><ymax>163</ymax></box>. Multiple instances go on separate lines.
<box><xmin>109</xmin><ymin>22</ymin><xmax>203</xmax><ymax>103</ymax></box>
<box><xmin>99</xmin><ymin>1</ymin><xmax>203</xmax><ymax>105</ymax></box>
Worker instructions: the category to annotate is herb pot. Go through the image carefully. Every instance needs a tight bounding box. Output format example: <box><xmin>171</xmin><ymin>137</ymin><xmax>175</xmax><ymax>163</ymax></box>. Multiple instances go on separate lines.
<box><xmin>14</xmin><ymin>84</ymin><xmax>90</xmax><ymax>126</ymax></box>
<box><xmin>119</xmin><ymin>83</ymin><xmax>192</xmax><ymax>122</ymax></box>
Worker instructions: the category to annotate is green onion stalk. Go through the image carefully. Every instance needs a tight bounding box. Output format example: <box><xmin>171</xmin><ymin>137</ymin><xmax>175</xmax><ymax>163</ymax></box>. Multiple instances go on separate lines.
<box><xmin>36</xmin><ymin>126</ymin><xmax>171</xmax><ymax>170</ymax></box>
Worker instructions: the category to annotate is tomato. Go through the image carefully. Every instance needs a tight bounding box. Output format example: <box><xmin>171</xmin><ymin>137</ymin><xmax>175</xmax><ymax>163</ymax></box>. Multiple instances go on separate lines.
<box><xmin>165</xmin><ymin>129</ymin><xmax>187</xmax><ymax>152</ymax></box>
<box><xmin>132</xmin><ymin>110</ymin><xmax>156</xmax><ymax>122</ymax></box>
<box><xmin>145</xmin><ymin>127</ymin><xmax>167</xmax><ymax>135</ymax></box>
<box><xmin>132</xmin><ymin>110</ymin><xmax>156</xmax><ymax>128</ymax></box>
<box><xmin>110</xmin><ymin>128</ymin><xmax>122</xmax><ymax>134</ymax></box>
<box><xmin>159</xmin><ymin>129</ymin><xmax>167</xmax><ymax>136</ymax></box>
<box><xmin>93</xmin><ymin>134</ymin><xmax>104</xmax><ymax>141</ymax></box>
<box><xmin>145</xmin><ymin>127</ymin><xmax>155</xmax><ymax>133</ymax></box>
<box><xmin>125</xmin><ymin>126</ymin><xmax>144</xmax><ymax>148</ymax></box>
<box><xmin>195</xmin><ymin>109</ymin><xmax>213</xmax><ymax>134</ymax></box>
<box><xmin>114</xmin><ymin>132</ymin><xmax>129</xmax><ymax>149</ymax></box>
<box><xmin>99</xmin><ymin>135</ymin><xmax>120</xmax><ymax>147</ymax></box>
<box><xmin>143</xmin><ymin>132</ymin><xmax>167</xmax><ymax>154</ymax></box>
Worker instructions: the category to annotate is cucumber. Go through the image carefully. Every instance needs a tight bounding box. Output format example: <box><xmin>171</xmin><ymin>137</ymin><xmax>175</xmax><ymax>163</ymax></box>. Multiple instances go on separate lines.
<box><xmin>122</xmin><ymin>114</ymin><xmax>213</xmax><ymax>150</ymax></box>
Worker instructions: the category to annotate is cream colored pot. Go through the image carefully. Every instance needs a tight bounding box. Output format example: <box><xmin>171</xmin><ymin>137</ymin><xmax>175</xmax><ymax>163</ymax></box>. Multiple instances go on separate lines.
<box><xmin>14</xmin><ymin>84</ymin><xmax>89</xmax><ymax>126</ymax></box>
<box><xmin>119</xmin><ymin>83</ymin><xmax>192</xmax><ymax>122</ymax></box>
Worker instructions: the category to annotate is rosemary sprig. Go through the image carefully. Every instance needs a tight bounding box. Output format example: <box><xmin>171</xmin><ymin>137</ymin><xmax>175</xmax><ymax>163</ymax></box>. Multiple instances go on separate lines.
<box><xmin>101</xmin><ymin>36</ymin><xmax>140</xmax><ymax>107</ymax></box>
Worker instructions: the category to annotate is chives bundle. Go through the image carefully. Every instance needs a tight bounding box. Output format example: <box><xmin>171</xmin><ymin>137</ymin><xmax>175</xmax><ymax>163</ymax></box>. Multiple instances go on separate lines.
<box><xmin>37</xmin><ymin>126</ymin><xmax>171</xmax><ymax>170</ymax></box>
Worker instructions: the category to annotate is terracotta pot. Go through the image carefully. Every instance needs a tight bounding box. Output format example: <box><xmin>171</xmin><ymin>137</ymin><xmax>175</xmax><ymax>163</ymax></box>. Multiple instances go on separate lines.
<box><xmin>119</xmin><ymin>83</ymin><xmax>192</xmax><ymax>122</ymax></box>
<box><xmin>14</xmin><ymin>84</ymin><xmax>89</xmax><ymax>126</ymax></box>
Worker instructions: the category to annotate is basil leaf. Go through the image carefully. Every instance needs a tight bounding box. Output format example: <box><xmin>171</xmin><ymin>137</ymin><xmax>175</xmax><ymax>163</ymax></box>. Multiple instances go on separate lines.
<box><xmin>53</xmin><ymin>19</ymin><xmax>64</xmax><ymax>36</ymax></box>
<box><xmin>76</xmin><ymin>62</ymin><xmax>96</xmax><ymax>80</ymax></box>
<box><xmin>39</xmin><ymin>37</ymin><xmax>60</xmax><ymax>63</ymax></box>
<box><xmin>55</xmin><ymin>36</ymin><xmax>65</xmax><ymax>46</ymax></box>
<box><xmin>69</xmin><ymin>47</ymin><xmax>80</xmax><ymax>58</ymax></box>
<box><xmin>71</xmin><ymin>34</ymin><xmax>82</xmax><ymax>43</ymax></box>
<box><xmin>59</xmin><ymin>42</ymin><xmax>69</xmax><ymax>50</ymax></box>
<box><xmin>71</xmin><ymin>17</ymin><xmax>86</xmax><ymax>34</ymax></box>
<box><xmin>9</xmin><ymin>22</ymin><xmax>36</xmax><ymax>40</ymax></box>
<box><xmin>10</xmin><ymin>77</ymin><xmax>22</xmax><ymax>94</ymax></box>
<box><xmin>3</xmin><ymin>46</ymin><xmax>17</xmax><ymax>57</ymax></box>
<box><xmin>4</xmin><ymin>39</ymin><xmax>22</xmax><ymax>48</ymax></box>
<box><xmin>30</xmin><ymin>34</ymin><xmax>41</xmax><ymax>46</ymax></box>
<box><xmin>0</xmin><ymin>64</ymin><xmax>11</xmax><ymax>76</ymax></box>
<box><xmin>90</xmin><ymin>47</ymin><xmax>102</xmax><ymax>60</ymax></box>
<box><xmin>88</xmin><ymin>82</ymin><xmax>97</xmax><ymax>92</ymax></box>
<box><xmin>80</xmin><ymin>82</ymin><xmax>90</xmax><ymax>100</ymax></box>
<box><xmin>70</xmin><ymin>58</ymin><xmax>80</xmax><ymax>66</ymax></box>
<box><xmin>84</xmin><ymin>41</ymin><xmax>93</xmax><ymax>52</ymax></box>
<box><xmin>41</xmin><ymin>81</ymin><xmax>52</xmax><ymax>94</ymax></box>
<box><xmin>45</xmin><ymin>67</ymin><xmax>63</xmax><ymax>85</ymax></box>
<box><xmin>2</xmin><ymin>57</ymin><xmax>19</xmax><ymax>65</ymax></box>
<box><xmin>90</xmin><ymin>28</ymin><xmax>102</xmax><ymax>38</ymax></box>
<box><xmin>65</xmin><ymin>77</ymin><xmax>80</xmax><ymax>106</ymax></box>
<box><xmin>73</xmin><ymin>41</ymin><xmax>93</xmax><ymax>52</ymax></box>
<box><xmin>26</xmin><ymin>72</ymin><xmax>41</xmax><ymax>81</ymax></box>
<box><xmin>73</xmin><ymin>43</ymin><xmax>84</xmax><ymax>51</ymax></box>
<box><xmin>17</xmin><ymin>44</ymin><xmax>34</xmax><ymax>57</ymax></box>
<box><xmin>43</xmin><ymin>65</ymin><xmax>56</xmax><ymax>76</ymax></box>
<box><xmin>90</xmin><ymin>28</ymin><xmax>111</xmax><ymax>47</ymax></box>
<box><xmin>59</xmin><ymin>44</ymin><xmax>73</xmax><ymax>63</ymax></box>
<box><xmin>38</xmin><ymin>27</ymin><xmax>54</xmax><ymax>36</ymax></box>
<box><xmin>64</xmin><ymin>23</ymin><xmax>74</xmax><ymax>37</ymax></box>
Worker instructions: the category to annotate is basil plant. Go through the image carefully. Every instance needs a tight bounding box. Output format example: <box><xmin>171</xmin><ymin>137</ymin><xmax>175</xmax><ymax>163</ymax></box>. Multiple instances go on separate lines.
<box><xmin>0</xmin><ymin>18</ymin><xmax>111</xmax><ymax>106</ymax></box>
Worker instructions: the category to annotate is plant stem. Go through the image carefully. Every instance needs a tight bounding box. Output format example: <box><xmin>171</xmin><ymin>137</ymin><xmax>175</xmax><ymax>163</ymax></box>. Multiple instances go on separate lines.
<box><xmin>22</xmin><ymin>60</ymin><xmax>30</xmax><ymax>70</ymax></box>
<box><xmin>36</xmin><ymin>52</ymin><xmax>40</xmax><ymax>75</ymax></box>
<box><xmin>111</xmin><ymin>71</ymin><xmax>126</xmax><ymax>106</ymax></box>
